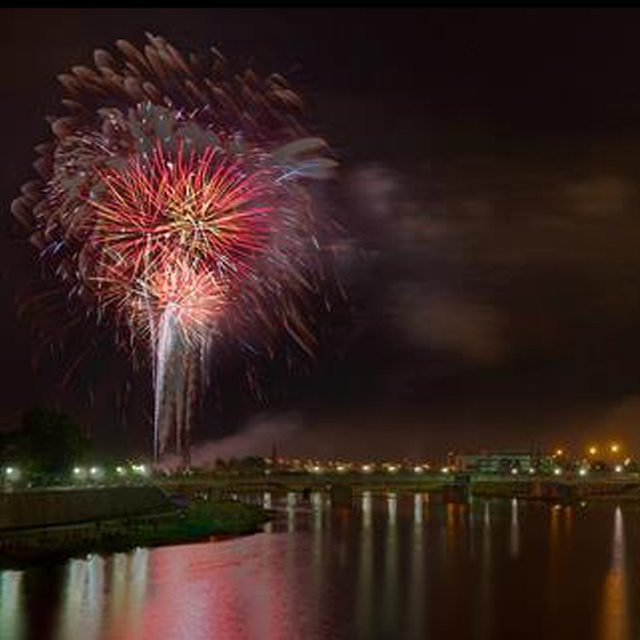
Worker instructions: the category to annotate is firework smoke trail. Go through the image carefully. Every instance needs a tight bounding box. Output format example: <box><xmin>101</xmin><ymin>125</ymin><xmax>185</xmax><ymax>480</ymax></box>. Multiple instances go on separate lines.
<box><xmin>153</xmin><ymin>304</ymin><xmax>181</xmax><ymax>461</ymax></box>
<box><xmin>12</xmin><ymin>34</ymin><xmax>339</xmax><ymax>464</ymax></box>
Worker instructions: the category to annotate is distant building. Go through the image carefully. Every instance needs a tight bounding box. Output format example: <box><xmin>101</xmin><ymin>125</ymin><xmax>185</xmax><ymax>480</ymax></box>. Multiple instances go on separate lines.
<box><xmin>454</xmin><ymin>451</ymin><xmax>544</xmax><ymax>475</ymax></box>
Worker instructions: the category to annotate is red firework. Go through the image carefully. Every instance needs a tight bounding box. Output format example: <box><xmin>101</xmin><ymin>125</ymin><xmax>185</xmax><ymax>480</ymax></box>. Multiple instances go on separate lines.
<box><xmin>87</xmin><ymin>143</ymin><xmax>276</xmax><ymax>341</ymax></box>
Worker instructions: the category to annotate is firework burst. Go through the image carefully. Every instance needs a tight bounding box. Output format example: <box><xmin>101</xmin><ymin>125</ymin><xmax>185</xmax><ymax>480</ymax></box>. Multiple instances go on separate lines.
<box><xmin>88</xmin><ymin>143</ymin><xmax>274</xmax><ymax>342</ymax></box>
<box><xmin>12</xmin><ymin>33</ymin><xmax>339</xmax><ymax>463</ymax></box>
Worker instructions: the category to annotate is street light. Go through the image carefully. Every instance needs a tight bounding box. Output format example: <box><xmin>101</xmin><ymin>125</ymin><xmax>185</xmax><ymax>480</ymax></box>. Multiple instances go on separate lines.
<box><xmin>4</xmin><ymin>466</ymin><xmax>20</xmax><ymax>481</ymax></box>
<box><xmin>89</xmin><ymin>466</ymin><xmax>104</xmax><ymax>480</ymax></box>
<box><xmin>131</xmin><ymin>463</ymin><xmax>149</xmax><ymax>476</ymax></box>
<box><xmin>610</xmin><ymin>443</ymin><xmax>621</xmax><ymax>454</ymax></box>
<box><xmin>588</xmin><ymin>446</ymin><xmax>598</xmax><ymax>456</ymax></box>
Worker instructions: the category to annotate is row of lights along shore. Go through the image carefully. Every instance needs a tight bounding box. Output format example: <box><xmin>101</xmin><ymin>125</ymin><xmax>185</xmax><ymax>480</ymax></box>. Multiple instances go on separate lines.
<box><xmin>1</xmin><ymin>462</ymin><xmax>149</xmax><ymax>484</ymax></box>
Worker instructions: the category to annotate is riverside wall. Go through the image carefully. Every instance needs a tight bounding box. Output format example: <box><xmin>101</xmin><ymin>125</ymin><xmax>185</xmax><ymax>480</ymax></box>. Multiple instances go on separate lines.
<box><xmin>0</xmin><ymin>486</ymin><xmax>175</xmax><ymax>532</ymax></box>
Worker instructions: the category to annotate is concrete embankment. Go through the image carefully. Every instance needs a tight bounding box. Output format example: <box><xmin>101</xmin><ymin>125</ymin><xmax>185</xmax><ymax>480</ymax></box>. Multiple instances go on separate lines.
<box><xmin>0</xmin><ymin>486</ymin><xmax>270</xmax><ymax>567</ymax></box>
<box><xmin>0</xmin><ymin>485</ymin><xmax>175</xmax><ymax>531</ymax></box>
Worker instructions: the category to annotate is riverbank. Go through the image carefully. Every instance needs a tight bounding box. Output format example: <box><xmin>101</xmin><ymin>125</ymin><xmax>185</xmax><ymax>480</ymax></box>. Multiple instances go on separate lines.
<box><xmin>0</xmin><ymin>499</ymin><xmax>272</xmax><ymax>568</ymax></box>
<box><xmin>469</xmin><ymin>478</ymin><xmax>640</xmax><ymax>503</ymax></box>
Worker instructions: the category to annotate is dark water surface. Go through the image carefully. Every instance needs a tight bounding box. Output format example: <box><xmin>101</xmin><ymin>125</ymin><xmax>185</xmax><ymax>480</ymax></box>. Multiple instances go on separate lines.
<box><xmin>0</xmin><ymin>492</ymin><xmax>638</xmax><ymax>640</ymax></box>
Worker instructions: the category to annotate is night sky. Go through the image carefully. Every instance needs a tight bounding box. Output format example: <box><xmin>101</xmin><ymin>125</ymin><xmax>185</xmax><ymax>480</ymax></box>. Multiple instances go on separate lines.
<box><xmin>3</xmin><ymin>8</ymin><xmax>640</xmax><ymax>461</ymax></box>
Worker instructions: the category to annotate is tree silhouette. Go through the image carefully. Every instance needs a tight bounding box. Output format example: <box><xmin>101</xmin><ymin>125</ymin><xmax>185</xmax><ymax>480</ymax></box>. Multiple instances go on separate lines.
<box><xmin>18</xmin><ymin>408</ymin><xmax>90</xmax><ymax>476</ymax></box>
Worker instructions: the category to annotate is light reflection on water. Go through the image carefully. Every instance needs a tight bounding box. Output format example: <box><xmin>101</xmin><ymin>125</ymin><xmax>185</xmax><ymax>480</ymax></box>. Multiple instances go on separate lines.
<box><xmin>509</xmin><ymin>497</ymin><xmax>520</xmax><ymax>558</ymax></box>
<box><xmin>382</xmin><ymin>492</ymin><xmax>398</xmax><ymax>636</ymax></box>
<box><xmin>356</xmin><ymin>491</ymin><xmax>373</xmax><ymax>639</ymax></box>
<box><xmin>0</xmin><ymin>570</ymin><xmax>23</xmax><ymax>640</ymax></box>
<box><xmin>478</xmin><ymin>500</ymin><xmax>493</xmax><ymax>638</ymax></box>
<box><xmin>408</xmin><ymin>494</ymin><xmax>425</xmax><ymax>639</ymax></box>
<box><xmin>602</xmin><ymin>506</ymin><xmax>628</xmax><ymax>640</ymax></box>
<box><xmin>57</xmin><ymin>554</ymin><xmax>106</xmax><ymax>640</ymax></box>
<box><xmin>286</xmin><ymin>491</ymin><xmax>296</xmax><ymax>533</ymax></box>
<box><xmin>1</xmin><ymin>494</ymin><xmax>639</xmax><ymax>640</ymax></box>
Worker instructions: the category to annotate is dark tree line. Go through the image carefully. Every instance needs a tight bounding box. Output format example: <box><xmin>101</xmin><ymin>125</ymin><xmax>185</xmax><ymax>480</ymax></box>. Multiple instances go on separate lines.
<box><xmin>0</xmin><ymin>408</ymin><xmax>91</xmax><ymax>479</ymax></box>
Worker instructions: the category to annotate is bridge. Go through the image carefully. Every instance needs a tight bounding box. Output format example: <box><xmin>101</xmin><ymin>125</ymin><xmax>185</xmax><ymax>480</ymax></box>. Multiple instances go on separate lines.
<box><xmin>157</xmin><ymin>470</ymin><xmax>640</xmax><ymax>504</ymax></box>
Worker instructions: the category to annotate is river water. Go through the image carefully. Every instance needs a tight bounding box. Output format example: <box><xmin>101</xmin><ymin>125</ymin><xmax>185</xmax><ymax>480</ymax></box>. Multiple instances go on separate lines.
<box><xmin>0</xmin><ymin>491</ymin><xmax>638</xmax><ymax>640</ymax></box>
